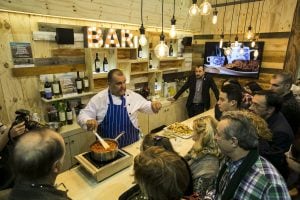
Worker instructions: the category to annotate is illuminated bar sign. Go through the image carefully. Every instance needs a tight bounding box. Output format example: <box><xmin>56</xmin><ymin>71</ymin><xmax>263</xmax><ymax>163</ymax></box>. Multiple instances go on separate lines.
<box><xmin>83</xmin><ymin>26</ymin><xmax>135</xmax><ymax>48</ymax></box>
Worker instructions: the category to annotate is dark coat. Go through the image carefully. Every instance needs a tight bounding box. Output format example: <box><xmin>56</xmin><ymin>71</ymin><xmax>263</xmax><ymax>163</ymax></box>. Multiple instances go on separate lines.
<box><xmin>281</xmin><ymin>91</ymin><xmax>300</xmax><ymax>136</ymax></box>
<box><xmin>259</xmin><ymin>112</ymin><xmax>294</xmax><ymax>179</ymax></box>
<box><xmin>174</xmin><ymin>74</ymin><xmax>219</xmax><ymax>110</ymax></box>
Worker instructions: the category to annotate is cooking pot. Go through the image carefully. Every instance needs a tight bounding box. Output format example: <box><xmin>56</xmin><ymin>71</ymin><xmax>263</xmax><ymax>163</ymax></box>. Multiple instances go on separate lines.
<box><xmin>90</xmin><ymin>138</ymin><xmax>119</xmax><ymax>162</ymax></box>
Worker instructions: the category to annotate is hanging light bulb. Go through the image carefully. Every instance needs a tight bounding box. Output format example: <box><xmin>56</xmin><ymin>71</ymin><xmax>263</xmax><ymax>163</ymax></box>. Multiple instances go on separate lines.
<box><xmin>219</xmin><ymin>34</ymin><xmax>224</xmax><ymax>48</ymax></box>
<box><xmin>239</xmin><ymin>44</ymin><xmax>244</xmax><ymax>55</ymax></box>
<box><xmin>155</xmin><ymin>33</ymin><xmax>169</xmax><ymax>58</ymax></box>
<box><xmin>254</xmin><ymin>49</ymin><xmax>259</xmax><ymax>58</ymax></box>
<box><xmin>212</xmin><ymin>9</ymin><xmax>218</xmax><ymax>24</ymax></box>
<box><xmin>234</xmin><ymin>35</ymin><xmax>239</xmax><ymax>47</ymax></box>
<box><xmin>139</xmin><ymin>24</ymin><xmax>147</xmax><ymax>46</ymax></box>
<box><xmin>155</xmin><ymin>0</ymin><xmax>168</xmax><ymax>58</ymax></box>
<box><xmin>189</xmin><ymin>0</ymin><xmax>200</xmax><ymax>16</ymax></box>
<box><xmin>170</xmin><ymin>16</ymin><xmax>177</xmax><ymax>39</ymax></box>
<box><xmin>139</xmin><ymin>0</ymin><xmax>147</xmax><ymax>47</ymax></box>
<box><xmin>199</xmin><ymin>0</ymin><xmax>212</xmax><ymax>15</ymax></box>
<box><xmin>246</xmin><ymin>26</ymin><xmax>254</xmax><ymax>40</ymax></box>
<box><xmin>251</xmin><ymin>39</ymin><xmax>256</xmax><ymax>48</ymax></box>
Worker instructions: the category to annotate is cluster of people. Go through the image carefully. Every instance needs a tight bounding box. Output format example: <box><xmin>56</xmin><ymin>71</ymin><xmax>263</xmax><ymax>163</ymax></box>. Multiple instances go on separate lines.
<box><xmin>0</xmin><ymin>66</ymin><xmax>300</xmax><ymax>200</ymax></box>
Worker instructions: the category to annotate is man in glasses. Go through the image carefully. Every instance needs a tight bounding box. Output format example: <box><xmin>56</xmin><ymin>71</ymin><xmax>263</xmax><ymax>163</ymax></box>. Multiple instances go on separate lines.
<box><xmin>249</xmin><ymin>90</ymin><xmax>294</xmax><ymax>180</ymax></box>
<box><xmin>214</xmin><ymin>111</ymin><xmax>290</xmax><ymax>199</ymax></box>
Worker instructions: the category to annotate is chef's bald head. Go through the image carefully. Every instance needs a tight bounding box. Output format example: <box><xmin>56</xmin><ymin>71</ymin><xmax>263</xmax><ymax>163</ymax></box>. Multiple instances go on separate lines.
<box><xmin>13</xmin><ymin>128</ymin><xmax>65</xmax><ymax>181</ymax></box>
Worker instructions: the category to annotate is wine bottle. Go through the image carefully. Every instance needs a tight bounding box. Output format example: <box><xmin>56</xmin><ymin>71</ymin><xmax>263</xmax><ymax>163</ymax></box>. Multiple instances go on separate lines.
<box><xmin>103</xmin><ymin>54</ymin><xmax>109</xmax><ymax>72</ymax></box>
<box><xmin>66</xmin><ymin>101</ymin><xmax>73</xmax><ymax>125</ymax></box>
<box><xmin>95</xmin><ymin>53</ymin><xmax>101</xmax><ymax>73</ymax></box>
<box><xmin>149</xmin><ymin>53</ymin><xmax>153</xmax><ymax>69</ymax></box>
<box><xmin>138</xmin><ymin>44</ymin><xmax>142</xmax><ymax>58</ymax></box>
<box><xmin>83</xmin><ymin>72</ymin><xmax>89</xmax><ymax>92</ymax></box>
<box><xmin>75</xmin><ymin>72</ymin><xmax>83</xmax><ymax>94</ymax></box>
<box><xmin>169</xmin><ymin>43</ymin><xmax>173</xmax><ymax>56</ymax></box>
<box><xmin>52</xmin><ymin>75</ymin><xmax>62</xmax><ymax>98</ymax></box>
<box><xmin>44</xmin><ymin>77</ymin><xmax>53</xmax><ymax>100</ymax></box>
<box><xmin>58</xmin><ymin>102</ymin><xmax>66</xmax><ymax>125</ymax></box>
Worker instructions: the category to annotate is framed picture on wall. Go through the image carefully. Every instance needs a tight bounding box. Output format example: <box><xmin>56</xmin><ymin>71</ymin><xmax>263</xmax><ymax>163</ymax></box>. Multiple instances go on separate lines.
<box><xmin>10</xmin><ymin>42</ymin><xmax>34</xmax><ymax>68</ymax></box>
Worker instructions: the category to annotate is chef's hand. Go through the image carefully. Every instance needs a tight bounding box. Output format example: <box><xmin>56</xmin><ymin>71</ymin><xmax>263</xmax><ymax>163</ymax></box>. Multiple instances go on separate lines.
<box><xmin>86</xmin><ymin>119</ymin><xmax>98</xmax><ymax>131</ymax></box>
<box><xmin>151</xmin><ymin>101</ymin><xmax>162</xmax><ymax>113</ymax></box>
<box><xmin>167</xmin><ymin>97</ymin><xmax>175</xmax><ymax>102</ymax></box>
<box><xmin>9</xmin><ymin>122</ymin><xmax>26</xmax><ymax>138</ymax></box>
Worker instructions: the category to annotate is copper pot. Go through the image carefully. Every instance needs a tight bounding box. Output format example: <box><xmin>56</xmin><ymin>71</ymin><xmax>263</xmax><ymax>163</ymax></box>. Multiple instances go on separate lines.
<box><xmin>90</xmin><ymin>138</ymin><xmax>119</xmax><ymax>162</ymax></box>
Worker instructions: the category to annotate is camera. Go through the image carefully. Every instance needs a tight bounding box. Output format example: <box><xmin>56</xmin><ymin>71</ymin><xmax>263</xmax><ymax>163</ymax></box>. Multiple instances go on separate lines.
<box><xmin>12</xmin><ymin>109</ymin><xmax>44</xmax><ymax>131</ymax></box>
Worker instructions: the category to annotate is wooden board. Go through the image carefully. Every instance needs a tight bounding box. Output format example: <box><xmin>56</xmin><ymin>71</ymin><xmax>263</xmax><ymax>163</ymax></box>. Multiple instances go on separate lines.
<box><xmin>12</xmin><ymin>64</ymin><xmax>86</xmax><ymax>77</ymax></box>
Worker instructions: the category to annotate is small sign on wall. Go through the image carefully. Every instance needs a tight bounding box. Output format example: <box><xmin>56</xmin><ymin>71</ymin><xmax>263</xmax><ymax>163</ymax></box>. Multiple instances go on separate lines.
<box><xmin>10</xmin><ymin>42</ymin><xmax>34</xmax><ymax>68</ymax></box>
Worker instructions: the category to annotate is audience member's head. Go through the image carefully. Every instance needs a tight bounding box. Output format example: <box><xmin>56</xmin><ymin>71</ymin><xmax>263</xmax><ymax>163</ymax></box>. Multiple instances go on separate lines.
<box><xmin>222</xmin><ymin>79</ymin><xmax>242</xmax><ymax>88</ymax></box>
<box><xmin>141</xmin><ymin>134</ymin><xmax>175</xmax><ymax>152</ymax></box>
<box><xmin>12</xmin><ymin>128</ymin><xmax>65</xmax><ymax>184</ymax></box>
<box><xmin>249</xmin><ymin>90</ymin><xmax>282</xmax><ymax>120</ymax></box>
<box><xmin>188</xmin><ymin>116</ymin><xmax>220</xmax><ymax>159</ymax></box>
<box><xmin>243</xmin><ymin>81</ymin><xmax>262</xmax><ymax>95</ymax></box>
<box><xmin>270</xmin><ymin>72</ymin><xmax>293</xmax><ymax>96</ymax></box>
<box><xmin>134</xmin><ymin>146</ymin><xmax>191</xmax><ymax>200</ymax></box>
<box><xmin>215</xmin><ymin>111</ymin><xmax>258</xmax><ymax>160</ymax></box>
<box><xmin>217</xmin><ymin>84</ymin><xmax>243</xmax><ymax>112</ymax></box>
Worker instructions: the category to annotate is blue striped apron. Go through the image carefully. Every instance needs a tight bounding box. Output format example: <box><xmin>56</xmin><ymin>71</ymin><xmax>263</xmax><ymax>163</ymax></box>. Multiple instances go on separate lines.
<box><xmin>97</xmin><ymin>92</ymin><xmax>140</xmax><ymax>148</ymax></box>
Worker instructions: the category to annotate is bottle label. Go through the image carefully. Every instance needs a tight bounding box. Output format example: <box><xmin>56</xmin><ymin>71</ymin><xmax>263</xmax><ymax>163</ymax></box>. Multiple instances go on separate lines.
<box><xmin>96</xmin><ymin>62</ymin><xmax>101</xmax><ymax>72</ymax></box>
<box><xmin>44</xmin><ymin>87</ymin><xmax>52</xmax><ymax>98</ymax></box>
<box><xmin>138</xmin><ymin>51</ymin><xmax>142</xmax><ymax>58</ymax></box>
<box><xmin>52</xmin><ymin>83</ymin><xmax>60</xmax><ymax>94</ymax></box>
<box><xmin>59</xmin><ymin>112</ymin><xmax>66</xmax><ymax>122</ymax></box>
<box><xmin>84</xmin><ymin>79</ymin><xmax>89</xmax><ymax>88</ymax></box>
<box><xmin>66</xmin><ymin>111</ymin><xmax>73</xmax><ymax>120</ymax></box>
<box><xmin>76</xmin><ymin>81</ymin><xmax>82</xmax><ymax>89</ymax></box>
<box><xmin>103</xmin><ymin>64</ymin><xmax>108</xmax><ymax>72</ymax></box>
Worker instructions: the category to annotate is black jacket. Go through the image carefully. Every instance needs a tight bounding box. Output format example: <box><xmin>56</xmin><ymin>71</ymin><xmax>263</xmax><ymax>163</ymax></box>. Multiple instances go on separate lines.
<box><xmin>174</xmin><ymin>73</ymin><xmax>219</xmax><ymax>110</ymax></box>
<box><xmin>281</xmin><ymin>91</ymin><xmax>300</xmax><ymax>135</ymax></box>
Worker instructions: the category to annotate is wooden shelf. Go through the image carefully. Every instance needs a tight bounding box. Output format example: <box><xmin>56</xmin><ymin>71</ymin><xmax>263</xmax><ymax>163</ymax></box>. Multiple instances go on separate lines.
<box><xmin>131</xmin><ymin>71</ymin><xmax>149</xmax><ymax>75</ymax></box>
<box><xmin>12</xmin><ymin>64</ymin><xmax>86</xmax><ymax>77</ymax></box>
<box><xmin>41</xmin><ymin>91</ymin><xmax>96</xmax><ymax>103</ymax></box>
<box><xmin>158</xmin><ymin>57</ymin><xmax>184</xmax><ymax>62</ymax></box>
<box><xmin>93</xmin><ymin>72</ymin><xmax>108</xmax><ymax>79</ymax></box>
<box><xmin>131</xmin><ymin>59</ymin><xmax>148</xmax><ymax>63</ymax></box>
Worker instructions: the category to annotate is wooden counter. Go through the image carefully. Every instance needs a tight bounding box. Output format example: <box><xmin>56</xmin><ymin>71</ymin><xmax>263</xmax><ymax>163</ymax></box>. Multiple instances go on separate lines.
<box><xmin>56</xmin><ymin>109</ymin><xmax>215</xmax><ymax>200</ymax></box>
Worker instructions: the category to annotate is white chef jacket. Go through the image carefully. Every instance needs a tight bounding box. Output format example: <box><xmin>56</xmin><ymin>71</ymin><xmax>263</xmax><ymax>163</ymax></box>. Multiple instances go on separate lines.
<box><xmin>77</xmin><ymin>88</ymin><xmax>153</xmax><ymax>130</ymax></box>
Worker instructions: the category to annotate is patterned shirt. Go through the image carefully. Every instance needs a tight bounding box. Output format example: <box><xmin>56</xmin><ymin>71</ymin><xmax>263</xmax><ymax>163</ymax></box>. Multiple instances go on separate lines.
<box><xmin>216</xmin><ymin>156</ymin><xmax>291</xmax><ymax>200</ymax></box>
<box><xmin>192</xmin><ymin>78</ymin><xmax>203</xmax><ymax>103</ymax></box>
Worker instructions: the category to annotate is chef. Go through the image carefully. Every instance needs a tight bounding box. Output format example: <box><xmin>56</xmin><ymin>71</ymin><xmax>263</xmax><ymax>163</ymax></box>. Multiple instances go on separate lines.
<box><xmin>78</xmin><ymin>69</ymin><xmax>162</xmax><ymax>147</ymax></box>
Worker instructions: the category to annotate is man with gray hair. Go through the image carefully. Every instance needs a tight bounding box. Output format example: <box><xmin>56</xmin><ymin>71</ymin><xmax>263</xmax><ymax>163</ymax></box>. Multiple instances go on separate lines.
<box><xmin>8</xmin><ymin>128</ymin><xmax>70</xmax><ymax>200</ymax></box>
<box><xmin>214</xmin><ymin>111</ymin><xmax>290</xmax><ymax>200</ymax></box>
<box><xmin>270</xmin><ymin>72</ymin><xmax>300</xmax><ymax>136</ymax></box>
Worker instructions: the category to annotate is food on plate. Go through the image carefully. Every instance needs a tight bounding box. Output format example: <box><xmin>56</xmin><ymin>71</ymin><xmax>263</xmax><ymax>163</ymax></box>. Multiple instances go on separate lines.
<box><xmin>90</xmin><ymin>140</ymin><xmax>118</xmax><ymax>153</ymax></box>
<box><xmin>225</xmin><ymin>60</ymin><xmax>259</xmax><ymax>72</ymax></box>
<box><xmin>166</xmin><ymin>122</ymin><xmax>193</xmax><ymax>136</ymax></box>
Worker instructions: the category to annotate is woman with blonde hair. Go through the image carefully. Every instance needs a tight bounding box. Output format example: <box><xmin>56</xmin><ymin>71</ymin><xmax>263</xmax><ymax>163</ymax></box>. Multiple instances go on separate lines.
<box><xmin>184</xmin><ymin>115</ymin><xmax>221</xmax><ymax>198</ymax></box>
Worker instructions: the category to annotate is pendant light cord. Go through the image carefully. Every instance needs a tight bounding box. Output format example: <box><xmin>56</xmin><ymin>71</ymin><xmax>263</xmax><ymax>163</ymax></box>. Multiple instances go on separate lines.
<box><xmin>162</xmin><ymin>0</ymin><xmax>164</xmax><ymax>34</ymax></box>
<box><xmin>257</xmin><ymin>0</ymin><xmax>265</xmax><ymax>37</ymax></box>
<box><xmin>222</xmin><ymin>0</ymin><xmax>227</xmax><ymax>33</ymax></box>
<box><xmin>229</xmin><ymin>0</ymin><xmax>236</xmax><ymax>41</ymax></box>
<box><xmin>249</xmin><ymin>0</ymin><xmax>255</xmax><ymax>26</ymax></box>
<box><xmin>173</xmin><ymin>0</ymin><xmax>175</xmax><ymax>17</ymax></box>
<box><xmin>242</xmin><ymin>0</ymin><xmax>250</xmax><ymax>41</ymax></box>
<box><xmin>236</xmin><ymin>0</ymin><xmax>242</xmax><ymax>35</ymax></box>
<box><xmin>141</xmin><ymin>0</ymin><xmax>143</xmax><ymax>25</ymax></box>
<box><xmin>254</xmin><ymin>1</ymin><xmax>262</xmax><ymax>34</ymax></box>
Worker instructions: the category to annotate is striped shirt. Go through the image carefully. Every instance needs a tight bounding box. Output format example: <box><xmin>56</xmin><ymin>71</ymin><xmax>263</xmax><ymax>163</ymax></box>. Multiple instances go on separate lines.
<box><xmin>216</xmin><ymin>156</ymin><xmax>291</xmax><ymax>200</ymax></box>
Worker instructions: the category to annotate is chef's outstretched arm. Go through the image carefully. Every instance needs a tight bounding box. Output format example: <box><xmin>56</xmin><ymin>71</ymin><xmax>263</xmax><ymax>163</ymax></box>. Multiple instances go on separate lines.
<box><xmin>151</xmin><ymin>101</ymin><xmax>162</xmax><ymax>113</ymax></box>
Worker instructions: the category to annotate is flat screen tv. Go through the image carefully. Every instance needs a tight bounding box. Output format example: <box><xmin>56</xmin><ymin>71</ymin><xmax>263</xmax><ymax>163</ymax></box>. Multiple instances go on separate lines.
<box><xmin>55</xmin><ymin>28</ymin><xmax>74</xmax><ymax>44</ymax></box>
<box><xmin>204</xmin><ymin>41</ymin><xmax>264</xmax><ymax>78</ymax></box>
